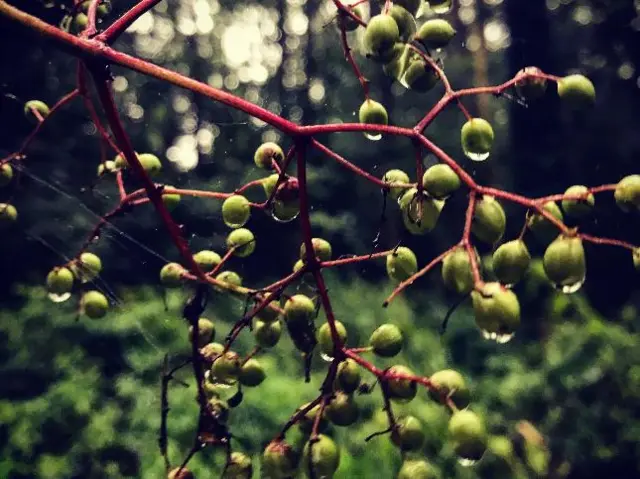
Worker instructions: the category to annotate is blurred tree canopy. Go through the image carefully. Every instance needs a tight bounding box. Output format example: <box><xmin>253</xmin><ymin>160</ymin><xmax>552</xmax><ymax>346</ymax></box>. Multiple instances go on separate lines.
<box><xmin>1</xmin><ymin>0</ymin><xmax>639</xmax><ymax>478</ymax></box>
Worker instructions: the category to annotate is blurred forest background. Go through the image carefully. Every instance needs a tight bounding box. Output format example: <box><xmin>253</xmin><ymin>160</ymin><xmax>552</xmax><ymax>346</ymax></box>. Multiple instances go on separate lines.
<box><xmin>1</xmin><ymin>0</ymin><xmax>640</xmax><ymax>477</ymax></box>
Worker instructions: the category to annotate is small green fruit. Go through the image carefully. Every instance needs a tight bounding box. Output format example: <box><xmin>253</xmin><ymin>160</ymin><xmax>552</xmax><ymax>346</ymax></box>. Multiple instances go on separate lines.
<box><xmin>391</xmin><ymin>415</ymin><xmax>425</xmax><ymax>451</ymax></box>
<box><xmin>426</xmin><ymin>0</ymin><xmax>453</xmax><ymax>14</ymax></box>
<box><xmin>389</xmin><ymin>5</ymin><xmax>417</xmax><ymax>43</ymax></box>
<box><xmin>161</xmin><ymin>186</ymin><xmax>181</xmax><ymax>211</ymax></box>
<box><xmin>422</xmin><ymin>164</ymin><xmax>460</xmax><ymax>199</ymax></box>
<box><xmin>71</xmin><ymin>252</ymin><xmax>102</xmax><ymax>283</ymax></box>
<box><xmin>402</xmin><ymin>58</ymin><xmax>439</xmax><ymax>92</ymax></box>
<box><xmin>386</xmin><ymin>365</ymin><xmax>417</xmax><ymax>402</ymax></box>
<box><xmin>557</xmin><ymin>74</ymin><xmax>596</xmax><ymax>109</ymax></box>
<box><xmin>543</xmin><ymin>235</ymin><xmax>586</xmax><ymax>293</ymax></box>
<box><xmin>193</xmin><ymin>250</ymin><xmax>222</xmax><ymax>270</ymax></box>
<box><xmin>370</xmin><ymin>323</ymin><xmax>403</xmax><ymax>357</ymax></box>
<box><xmin>239</xmin><ymin>358</ymin><xmax>266</xmax><ymax>387</ymax></box>
<box><xmin>382</xmin><ymin>43</ymin><xmax>410</xmax><ymax>81</ymax></box>
<box><xmin>397</xmin><ymin>459</ymin><xmax>437</xmax><ymax>479</ymax></box>
<box><xmin>261</xmin><ymin>173</ymin><xmax>280</xmax><ymax>198</ymax></box>
<box><xmin>46</xmin><ymin>267</ymin><xmax>74</xmax><ymax>295</ymax></box>
<box><xmin>492</xmin><ymin>240</ymin><xmax>531</xmax><ymax>285</ymax></box>
<box><xmin>293</xmin><ymin>259</ymin><xmax>305</xmax><ymax>273</ymax></box>
<box><xmin>215</xmin><ymin>270</ymin><xmax>243</xmax><ymax>289</ymax></box>
<box><xmin>448</xmin><ymin>410</ymin><xmax>488</xmax><ymax>462</ymax></box>
<box><xmin>211</xmin><ymin>351</ymin><xmax>242</xmax><ymax>383</ymax></box>
<box><xmin>614</xmin><ymin>174</ymin><xmax>640</xmax><ymax>212</ymax></box>
<box><xmin>358</xmin><ymin>99</ymin><xmax>389</xmax><ymax>132</ymax></box>
<box><xmin>386</xmin><ymin>247</ymin><xmax>418</xmax><ymax>283</ymax></box>
<box><xmin>441</xmin><ymin>247</ymin><xmax>477</xmax><ymax>295</ymax></box>
<box><xmin>24</xmin><ymin>100</ymin><xmax>50</xmax><ymax>120</ymax></box>
<box><xmin>160</xmin><ymin>262</ymin><xmax>184</xmax><ymax>288</ymax></box>
<box><xmin>262</xmin><ymin>441</ymin><xmax>298</xmax><ymax>478</ymax></box>
<box><xmin>0</xmin><ymin>164</ymin><xmax>13</xmax><ymax>187</ymax></box>
<box><xmin>296</xmin><ymin>402</ymin><xmax>326</xmax><ymax>433</ymax></box>
<box><xmin>317</xmin><ymin>320</ymin><xmax>347</xmax><ymax>355</ymax></box>
<box><xmin>461</xmin><ymin>118</ymin><xmax>494</xmax><ymax>161</ymax></box>
<box><xmin>301</xmin><ymin>434</ymin><xmax>340</xmax><ymax>478</ymax></box>
<box><xmin>527</xmin><ymin>201</ymin><xmax>565</xmax><ymax>244</ymax></box>
<box><xmin>363</xmin><ymin>14</ymin><xmax>400</xmax><ymax>59</ymax></box>
<box><xmin>399</xmin><ymin>188</ymin><xmax>443</xmax><ymax>235</ymax></box>
<box><xmin>253</xmin><ymin>318</ymin><xmax>282</xmax><ymax>348</ymax></box>
<box><xmin>73</xmin><ymin>12</ymin><xmax>88</xmax><ymax>32</ymax></box>
<box><xmin>188</xmin><ymin>318</ymin><xmax>215</xmax><ymax>347</ymax></box>
<box><xmin>326</xmin><ymin>392</ymin><xmax>359</xmax><ymax>426</ymax></box>
<box><xmin>200</xmin><ymin>342</ymin><xmax>225</xmax><ymax>364</ymax></box>
<box><xmin>222</xmin><ymin>195</ymin><xmax>251</xmax><ymax>228</ymax></box>
<box><xmin>335</xmin><ymin>359</ymin><xmax>361</xmax><ymax>393</ymax></box>
<box><xmin>284</xmin><ymin>295</ymin><xmax>315</xmax><ymax>324</ymax></box>
<box><xmin>223</xmin><ymin>451</ymin><xmax>253</xmax><ymax>479</ymax></box>
<box><xmin>515</xmin><ymin>66</ymin><xmax>547</xmax><ymax>100</ymax></box>
<box><xmin>471</xmin><ymin>282</ymin><xmax>520</xmax><ymax>341</ymax></box>
<box><xmin>82</xmin><ymin>290</ymin><xmax>109</xmax><ymax>319</ymax></box>
<box><xmin>226</xmin><ymin>228</ymin><xmax>256</xmax><ymax>257</ymax></box>
<box><xmin>254</xmin><ymin>142</ymin><xmax>284</xmax><ymax>169</ymax></box>
<box><xmin>428</xmin><ymin>369</ymin><xmax>470</xmax><ymax>409</ymax></box>
<box><xmin>0</xmin><ymin>203</ymin><xmax>18</xmax><ymax>224</ymax></box>
<box><xmin>300</xmin><ymin>238</ymin><xmax>332</xmax><ymax>262</ymax></box>
<box><xmin>561</xmin><ymin>185</ymin><xmax>594</xmax><ymax>218</ymax></box>
<box><xmin>415</xmin><ymin>19</ymin><xmax>456</xmax><ymax>50</ymax></box>
<box><xmin>207</xmin><ymin>397</ymin><xmax>230</xmax><ymax>423</ymax></box>
<box><xmin>382</xmin><ymin>169</ymin><xmax>411</xmax><ymax>200</ymax></box>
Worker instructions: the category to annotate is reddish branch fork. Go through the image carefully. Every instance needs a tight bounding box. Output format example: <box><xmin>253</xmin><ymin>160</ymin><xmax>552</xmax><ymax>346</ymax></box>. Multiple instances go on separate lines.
<box><xmin>1</xmin><ymin>0</ymin><xmax>637</xmax><ymax>448</ymax></box>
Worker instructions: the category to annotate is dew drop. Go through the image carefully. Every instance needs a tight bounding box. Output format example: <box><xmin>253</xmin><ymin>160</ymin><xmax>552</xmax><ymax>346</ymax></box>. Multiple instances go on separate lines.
<box><xmin>480</xmin><ymin>329</ymin><xmax>515</xmax><ymax>344</ymax></box>
<box><xmin>464</xmin><ymin>149</ymin><xmax>490</xmax><ymax>162</ymax></box>
<box><xmin>270</xmin><ymin>209</ymin><xmax>299</xmax><ymax>223</ymax></box>
<box><xmin>365</xmin><ymin>132</ymin><xmax>382</xmax><ymax>141</ymax></box>
<box><xmin>553</xmin><ymin>277</ymin><xmax>585</xmax><ymax>294</ymax></box>
<box><xmin>457</xmin><ymin>457</ymin><xmax>479</xmax><ymax>467</ymax></box>
<box><xmin>320</xmin><ymin>353</ymin><xmax>333</xmax><ymax>363</ymax></box>
<box><xmin>48</xmin><ymin>292</ymin><xmax>71</xmax><ymax>303</ymax></box>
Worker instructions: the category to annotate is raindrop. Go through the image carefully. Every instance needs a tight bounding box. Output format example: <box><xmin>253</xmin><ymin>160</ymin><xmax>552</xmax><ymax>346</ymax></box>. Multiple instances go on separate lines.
<box><xmin>365</xmin><ymin>132</ymin><xmax>382</xmax><ymax>141</ymax></box>
<box><xmin>320</xmin><ymin>353</ymin><xmax>333</xmax><ymax>362</ymax></box>
<box><xmin>481</xmin><ymin>329</ymin><xmax>515</xmax><ymax>344</ymax></box>
<box><xmin>457</xmin><ymin>457</ymin><xmax>480</xmax><ymax>467</ymax></box>
<box><xmin>48</xmin><ymin>292</ymin><xmax>71</xmax><ymax>303</ymax></box>
<box><xmin>270</xmin><ymin>208</ymin><xmax>299</xmax><ymax>223</ymax></box>
<box><xmin>464</xmin><ymin>150</ymin><xmax>490</xmax><ymax>162</ymax></box>
<box><xmin>553</xmin><ymin>277</ymin><xmax>585</xmax><ymax>294</ymax></box>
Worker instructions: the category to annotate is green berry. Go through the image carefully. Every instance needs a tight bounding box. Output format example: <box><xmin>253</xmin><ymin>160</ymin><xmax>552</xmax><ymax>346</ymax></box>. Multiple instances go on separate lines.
<box><xmin>254</xmin><ymin>142</ymin><xmax>284</xmax><ymax>169</ymax></box>
<box><xmin>543</xmin><ymin>235</ymin><xmax>586</xmax><ymax>293</ymax></box>
<box><xmin>168</xmin><ymin>467</ymin><xmax>195</xmax><ymax>479</ymax></box>
<box><xmin>461</xmin><ymin>118</ymin><xmax>494</xmax><ymax>161</ymax></box>
<box><xmin>46</xmin><ymin>267</ymin><xmax>74</xmax><ymax>295</ymax></box>
<box><xmin>428</xmin><ymin>369</ymin><xmax>470</xmax><ymax>409</ymax></box>
<box><xmin>200</xmin><ymin>342</ymin><xmax>225</xmax><ymax>364</ymax></box>
<box><xmin>207</xmin><ymin>397</ymin><xmax>230</xmax><ymax>423</ymax></box>
<box><xmin>261</xmin><ymin>174</ymin><xmax>280</xmax><ymax>198</ymax></box>
<box><xmin>161</xmin><ymin>186</ymin><xmax>181</xmax><ymax>211</ymax></box>
<box><xmin>301</xmin><ymin>434</ymin><xmax>340</xmax><ymax>479</ymax></box>
<box><xmin>113</xmin><ymin>152</ymin><xmax>162</xmax><ymax>176</ymax></box>
<box><xmin>386</xmin><ymin>365</ymin><xmax>417</xmax><ymax>403</ymax></box>
<box><xmin>296</xmin><ymin>402</ymin><xmax>326</xmax><ymax>434</ymax></box>
<box><xmin>561</xmin><ymin>185</ymin><xmax>594</xmax><ymax>218</ymax></box>
<box><xmin>492</xmin><ymin>239</ymin><xmax>531</xmax><ymax>285</ymax></box>
<box><xmin>471</xmin><ymin>282</ymin><xmax>521</xmax><ymax>341</ymax></box>
<box><xmin>442</xmin><ymin>247</ymin><xmax>477</xmax><ymax>295</ymax></box>
<box><xmin>527</xmin><ymin>201</ymin><xmax>565</xmax><ymax>244</ymax></box>
<box><xmin>160</xmin><ymin>262</ymin><xmax>184</xmax><ymax>288</ymax></box>
<box><xmin>397</xmin><ymin>459</ymin><xmax>437</xmax><ymax>479</ymax></box>
<box><xmin>370</xmin><ymin>324</ymin><xmax>403</xmax><ymax>357</ymax></box>
<box><xmin>215</xmin><ymin>270</ymin><xmax>243</xmax><ymax>289</ymax></box>
<box><xmin>239</xmin><ymin>358</ymin><xmax>266</xmax><ymax>387</ymax></box>
<box><xmin>97</xmin><ymin>161</ymin><xmax>116</xmax><ymax>176</ymax></box>
<box><xmin>363</xmin><ymin>14</ymin><xmax>400</xmax><ymax>60</ymax></box>
<box><xmin>325</xmin><ymin>392</ymin><xmax>359</xmax><ymax>426</ymax></box>
<box><xmin>415</xmin><ymin>19</ymin><xmax>456</xmax><ymax>50</ymax></box>
<box><xmin>284</xmin><ymin>295</ymin><xmax>315</xmax><ymax>325</ymax></box>
<box><xmin>382</xmin><ymin>169</ymin><xmax>411</xmax><ymax>200</ymax></box>
<box><xmin>222</xmin><ymin>195</ymin><xmax>251</xmax><ymax>228</ymax></box>
<box><xmin>448</xmin><ymin>410</ymin><xmax>488</xmax><ymax>462</ymax></box>
<box><xmin>188</xmin><ymin>318</ymin><xmax>215</xmax><ymax>347</ymax></box>
<box><xmin>358</xmin><ymin>99</ymin><xmax>389</xmax><ymax>130</ymax></box>
<box><xmin>422</xmin><ymin>164</ymin><xmax>460</xmax><ymax>199</ymax></box>
<box><xmin>300</xmin><ymin>238</ymin><xmax>332</xmax><ymax>262</ymax></box>
<box><xmin>223</xmin><ymin>451</ymin><xmax>253</xmax><ymax>479</ymax></box>
<box><xmin>0</xmin><ymin>164</ymin><xmax>13</xmax><ymax>187</ymax></box>
<box><xmin>399</xmin><ymin>188</ymin><xmax>443</xmax><ymax>235</ymax></box>
<box><xmin>338</xmin><ymin>4</ymin><xmax>364</xmax><ymax>32</ymax></box>
<box><xmin>71</xmin><ymin>252</ymin><xmax>102</xmax><ymax>283</ymax></box>
<box><xmin>293</xmin><ymin>259</ymin><xmax>305</xmax><ymax>273</ymax></box>
<box><xmin>389</xmin><ymin>5</ymin><xmax>416</xmax><ymax>43</ymax></box>
<box><xmin>402</xmin><ymin>58</ymin><xmax>440</xmax><ymax>92</ymax></box>
<box><xmin>317</xmin><ymin>320</ymin><xmax>347</xmax><ymax>356</ymax></box>
<box><xmin>24</xmin><ymin>100</ymin><xmax>50</xmax><ymax>120</ymax></box>
<box><xmin>262</xmin><ymin>441</ymin><xmax>298</xmax><ymax>478</ymax></box>
<box><xmin>335</xmin><ymin>359</ymin><xmax>361</xmax><ymax>393</ymax></box>
<box><xmin>81</xmin><ymin>290</ymin><xmax>109</xmax><ymax>319</ymax></box>
<box><xmin>515</xmin><ymin>66</ymin><xmax>547</xmax><ymax>101</ymax></box>
<box><xmin>426</xmin><ymin>0</ymin><xmax>453</xmax><ymax>14</ymax></box>
<box><xmin>614</xmin><ymin>174</ymin><xmax>640</xmax><ymax>212</ymax></box>
<box><xmin>382</xmin><ymin>43</ymin><xmax>410</xmax><ymax>81</ymax></box>
<box><xmin>73</xmin><ymin>12</ymin><xmax>88</xmax><ymax>32</ymax></box>
<box><xmin>391</xmin><ymin>415</ymin><xmax>425</xmax><ymax>451</ymax></box>
<box><xmin>253</xmin><ymin>317</ymin><xmax>282</xmax><ymax>348</ymax></box>
<box><xmin>211</xmin><ymin>351</ymin><xmax>242</xmax><ymax>383</ymax></box>
<box><xmin>557</xmin><ymin>74</ymin><xmax>596</xmax><ymax>109</ymax></box>
<box><xmin>0</xmin><ymin>203</ymin><xmax>18</xmax><ymax>224</ymax></box>
<box><xmin>193</xmin><ymin>250</ymin><xmax>222</xmax><ymax>270</ymax></box>
<box><xmin>226</xmin><ymin>228</ymin><xmax>256</xmax><ymax>257</ymax></box>
<box><xmin>386</xmin><ymin>247</ymin><xmax>418</xmax><ymax>283</ymax></box>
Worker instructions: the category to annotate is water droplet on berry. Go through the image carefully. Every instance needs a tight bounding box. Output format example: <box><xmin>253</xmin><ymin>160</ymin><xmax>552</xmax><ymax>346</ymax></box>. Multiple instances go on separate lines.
<box><xmin>48</xmin><ymin>292</ymin><xmax>71</xmax><ymax>303</ymax></box>
<box><xmin>480</xmin><ymin>329</ymin><xmax>515</xmax><ymax>344</ymax></box>
<box><xmin>320</xmin><ymin>353</ymin><xmax>333</xmax><ymax>362</ymax></box>
<box><xmin>270</xmin><ymin>208</ymin><xmax>299</xmax><ymax>223</ymax></box>
<box><xmin>365</xmin><ymin>132</ymin><xmax>382</xmax><ymax>141</ymax></box>
<box><xmin>457</xmin><ymin>457</ymin><xmax>479</xmax><ymax>467</ymax></box>
<box><xmin>464</xmin><ymin>150</ymin><xmax>490</xmax><ymax>162</ymax></box>
<box><xmin>552</xmin><ymin>276</ymin><xmax>585</xmax><ymax>294</ymax></box>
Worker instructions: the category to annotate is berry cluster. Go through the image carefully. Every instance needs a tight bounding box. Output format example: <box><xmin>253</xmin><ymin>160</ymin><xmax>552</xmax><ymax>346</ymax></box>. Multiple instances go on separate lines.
<box><xmin>1</xmin><ymin>0</ymin><xmax>638</xmax><ymax>478</ymax></box>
